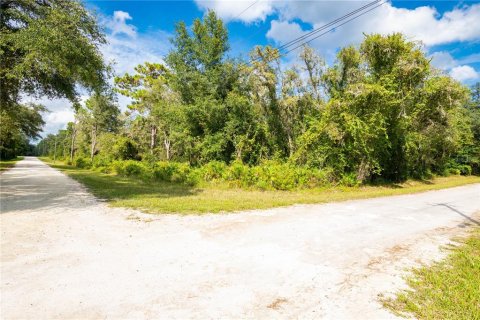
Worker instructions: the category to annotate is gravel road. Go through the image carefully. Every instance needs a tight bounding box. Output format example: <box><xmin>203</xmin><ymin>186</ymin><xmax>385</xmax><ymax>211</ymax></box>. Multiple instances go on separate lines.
<box><xmin>1</xmin><ymin>157</ymin><xmax>479</xmax><ymax>319</ymax></box>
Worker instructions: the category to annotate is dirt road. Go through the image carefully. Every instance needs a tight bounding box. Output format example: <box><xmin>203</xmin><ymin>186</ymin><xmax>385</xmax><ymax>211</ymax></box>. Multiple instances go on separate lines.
<box><xmin>1</xmin><ymin>157</ymin><xmax>479</xmax><ymax>319</ymax></box>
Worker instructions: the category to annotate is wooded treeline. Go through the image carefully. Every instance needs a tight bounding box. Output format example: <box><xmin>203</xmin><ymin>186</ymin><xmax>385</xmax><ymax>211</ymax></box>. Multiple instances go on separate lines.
<box><xmin>2</xmin><ymin>1</ymin><xmax>478</xmax><ymax>186</ymax></box>
<box><xmin>0</xmin><ymin>0</ymin><xmax>107</xmax><ymax>159</ymax></box>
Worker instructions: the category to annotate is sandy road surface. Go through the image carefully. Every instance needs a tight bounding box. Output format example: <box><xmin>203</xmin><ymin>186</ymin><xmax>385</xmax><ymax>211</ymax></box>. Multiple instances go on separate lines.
<box><xmin>1</xmin><ymin>157</ymin><xmax>479</xmax><ymax>319</ymax></box>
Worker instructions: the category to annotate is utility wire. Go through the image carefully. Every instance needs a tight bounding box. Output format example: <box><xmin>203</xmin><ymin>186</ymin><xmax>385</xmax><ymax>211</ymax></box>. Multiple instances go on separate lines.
<box><xmin>229</xmin><ymin>0</ymin><xmax>262</xmax><ymax>52</ymax></box>
<box><xmin>232</xmin><ymin>0</ymin><xmax>259</xmax><ymax>21</ymax></box>
<box><xmin>242</xmin><ymin>0</ymin><xmax>387</xmax><ymax>70</ymax></box>
<box><xmin>282</xmin><ymin>1</ymin><xmax>387</xmax><ymax>56</ymax></box>
<box><xmin>276</xmin><ymin>0</ymin><xmax>382</xmax><ymax>52</ymax></box>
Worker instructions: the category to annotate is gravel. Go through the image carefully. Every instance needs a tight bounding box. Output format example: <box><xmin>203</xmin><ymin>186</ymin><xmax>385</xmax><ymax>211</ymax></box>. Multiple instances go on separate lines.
<box><xmin>1</xmin><ymin>157</ymin><xmax>479</xmax><ymax>319</ymax></box>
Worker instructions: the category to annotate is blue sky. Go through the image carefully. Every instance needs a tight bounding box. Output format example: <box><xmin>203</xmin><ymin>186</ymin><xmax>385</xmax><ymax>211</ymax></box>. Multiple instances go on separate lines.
<box><xmin>41</xmin><ymin>0</ymin><xmax>480</xmax><ymax>135</ymax></box>
<box><xmin>88</xmin><ymin>0</ymin><xmax>480</xmax><ymax>69</ymax></box>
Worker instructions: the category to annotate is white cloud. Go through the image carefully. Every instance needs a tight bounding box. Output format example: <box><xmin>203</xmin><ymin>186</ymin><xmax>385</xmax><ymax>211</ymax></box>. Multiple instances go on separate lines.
<box><xmin>458</xmin><ymin>53</ymin><xmax>480</xmax><ymax>65</ymax></box>
<box><xmin>430</xmin><ymin>51</ymin><xmax>457</xmax><ymax>70</ymax></box>
<box><xmin>195</xmin><ymin>0</ymin><xmax>274</xmax><ymax>23</ymax></box>
<box><xmin>46</xmin><ymin>109</ymin><xmax>75</xmax><ymax>124</ymax></box>
<box><xmin>105</xmin><ymin>10</ymin><xmax>137</xmax><ymax>38</ymax></box>
<box><xmin>266</xmin><ymin>20</ymin><xmax>304</xmax><ymax>45</ymax></box>
<box><xmin>267</xmin><ymin>3</ymin><xmax>480</xmax><ymax>51</ymax></box>
<box><xmin>449</xmin><ymin>65</ymin><xmax>480</xmax><ymax>82</ymax></box>
<box><xmin>100</xmin><ymin>10</ymin><xmax>169</xmax><ymax>76</ymax></box>
<box><xmin>429</xmin><ymin>52</ymin><xmax>480</xmax><ymax>83</ymax></box>
<box><xmin>19</xmin><ymin>97</ymin><xmax>74</xmax><ymax>138</ymax></box>
<box><xmin>199</xmin><ymin>1</ymin><xmax>480</xmax><ymax>58</ymax></box>
<box><xmin>32</xmin><ymin>10</ymin><xmax>170</xmax><ymax>137</ymax></box>
<box><xmin>102</xmin><ymin>31</ymin><xmax>169</xmax><ymax>76</ymax></box>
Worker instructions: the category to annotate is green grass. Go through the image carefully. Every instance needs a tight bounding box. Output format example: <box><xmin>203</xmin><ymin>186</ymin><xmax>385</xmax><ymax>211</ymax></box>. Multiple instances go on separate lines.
<box><xmin>0</xmin><ymin>156</ymin><xmax>24</xmax><ymax>172</ymax></box>
<box><xmin>383</xmin><ymin>227</ymin><xmax>480</xmax><ymax>319</ymax></box>
<box><xmin>40</xmin><ymin>158</ymin><xmax>480</xmax><ymax>214</ymax></box>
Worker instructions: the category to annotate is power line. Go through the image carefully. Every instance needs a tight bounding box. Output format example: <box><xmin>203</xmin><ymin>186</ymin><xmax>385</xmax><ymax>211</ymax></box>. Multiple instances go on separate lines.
<box><xmin>229</xmin><ymin>0</ymin><xmax>262</xmax><ymax>52</ymax></box>
<box><xmin>232</xmin><ymin>0</ymin><xmax>259</xmax><ymax>21</ymax></box>
<box><xmin>276</xmin><ymin>0</ymin><xmax>382</xmax><ymax>52</ymax></box>
<box><xmin>242</xmin><ymin>0</ymin><xmax>387</xmax><ymax>70</ymax></box>
<box><xmin>282</xmin><ymin>1</ymin><xmax>387</xmax><ymax>56</ymax></box>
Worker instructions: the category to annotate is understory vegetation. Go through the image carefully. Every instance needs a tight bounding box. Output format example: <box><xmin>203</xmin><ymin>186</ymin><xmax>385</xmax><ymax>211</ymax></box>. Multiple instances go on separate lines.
<box><xmin>41</xmin><ymin>157</ymin><xmax>480</xmax><ymax>213</ymax></box>
<box><xmin>383</xmin><ymin>227</ymin><xmax>480</xmax><ymax>319</ymax></box>
<box><xmin>0</xmin><ymin>156</ymin><xmax>24</xmax><ymax>172</ymax></box>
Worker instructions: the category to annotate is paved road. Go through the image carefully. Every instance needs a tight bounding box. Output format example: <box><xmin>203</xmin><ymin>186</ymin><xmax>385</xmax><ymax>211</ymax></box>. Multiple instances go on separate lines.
<box><xmin>1</xmin><ymin>157</ymin><xmax>479</xmax><ymax>319</ymax></box>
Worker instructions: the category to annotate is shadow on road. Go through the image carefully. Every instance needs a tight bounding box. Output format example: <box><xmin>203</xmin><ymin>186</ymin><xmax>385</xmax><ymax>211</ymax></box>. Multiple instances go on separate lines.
<box><xmin>434</xmin><ymin>203</ymin><xmax>480</xmax><ymax>226</ymax></box>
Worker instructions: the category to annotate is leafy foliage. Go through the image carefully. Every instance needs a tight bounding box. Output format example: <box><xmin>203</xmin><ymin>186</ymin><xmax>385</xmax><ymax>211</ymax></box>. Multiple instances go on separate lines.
<box><xmin>35</xmin><ymin>11</ymin><xmax>479</xmax><ymax>188</ymax></box>
<box><xmin>1</xmin><ymin>0</ymin><xmax>109</xmax><ymax>159</ymax></box>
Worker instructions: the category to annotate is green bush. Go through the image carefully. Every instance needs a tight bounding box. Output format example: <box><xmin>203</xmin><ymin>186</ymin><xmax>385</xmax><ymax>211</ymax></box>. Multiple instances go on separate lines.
<box><xmin>223</xmin><ymin>161</ymin><xmax>255</xmax><ymax>187</ymax></box>
<box><xmin>459</xmin><ymin>165</ymin><xmax>472</xmax><ymax>176</ymax></box>
<box><xmin>152</xmin><ymin>162</ymin><xmax>172</xmax><ymax>181</ymax></box>
<box><xmin>254</xmin><ymin>162</ymin><xmax>298</xmax><ymax>190</ymax></box>
<box><xmin>448</xmin><ymin>168</ymin><xmax>461</xmax><ymax>176</ymax></box>
<box><xmin>112</xmin><ymin>137</ymin><xmax>139</xmax><ymax>160</ymax></box>
<box><xmin>74</xmin><ymin>157</ymin><xmax>91</xmax><ymax>169</ymax></box>
<box><xmin>443</xmin><ymin>162</ymin><xmax>472</xmax><ymax>176</ymax></box>
<box><xmin>200</xmin><ymin>161</ymin><xmax>227</xmax><ymax>181</ymax></box>
<box><xmin>309</xmin><ymin>167</ymin><xmax>336</xmax><ymax>187</ymax></box>
<box><xmin>78</xmin><ymin>158</ymin><xmax>352</xmax><ymax>190</ymax></box>
<box><xmin>92</xmin><ymin>156</ymin><xmax>111</xmax><ymax>169</ymax></box>
<box><xmin>340</xmin><ymin>172</ymin><xmax>360</xmax><ymax>187</ymax></box>
<box><xmin>112</xmin><ymin>160</ymin><xmax>146</xmax><ymax>177</ymax></box>
<box><xmin>151</xmin><ymin>161</ymin><xmax>198</xmax><ymax>185</ymax></box>
<box><xmin>0</xmin><ymin>146</ymin><xmax>16</xmax><ymax>160</ymax></box>
<box><xmin>170</xmin><ymin>162</ymin><xmax>192</xmax><ymax>183</ymax></box>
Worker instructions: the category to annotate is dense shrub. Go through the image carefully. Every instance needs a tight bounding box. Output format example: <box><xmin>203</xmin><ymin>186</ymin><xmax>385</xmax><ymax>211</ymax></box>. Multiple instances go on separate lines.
<box><xmin>74</xmin><ymin>157</ymin><xmax>91</xmax><ymax>169</ymax></box>
<box><xmin>212</xmin><ymin>160</ymin><xmax>335</xmax><ymax>190</ymax></box>
<box><xmin>152</xmin><ymin>162</ymin><xmax>188</xmax><ymax>182</ymax></box>
<box><xmin>459</xmin><ymin>165</ymin><xmax>472</xmax><ymax>176</ymax></box>
<box><xmin>112</xmin><ymin>137</ymin><xmax>140</xmax><ymax>160</ymax></box>
<box><xmin>0</xmin><ymin>146</ymin><xmax>16</xmax><ymax>160</ymax></box>
<box><xmin>340</xmin><ymin>172</ymin><xmax>360</xmax><ymax>187</ymax></box>
<box><xmin>92</xmin><ymin>156</ymin><xmax>111</xmax><ymax>169</ymax></box>
<box><xmin>70</xmin><ymin>157</ymin><xmax>442</xmax><ymax>191</ymax></box>
<box><xmin>112</xmin><ymin>160</ymin><xmax>146</xmax><ymax>177</ymax></box>
<box><xmin>441</xmin><ymin>161</ymin><xmax>473</xmax><ymax>177</ymax></box>
<box><xmin>199</xmin><ymin>161</ymin><xmax>227</xmax><ymax>181</ymax></box>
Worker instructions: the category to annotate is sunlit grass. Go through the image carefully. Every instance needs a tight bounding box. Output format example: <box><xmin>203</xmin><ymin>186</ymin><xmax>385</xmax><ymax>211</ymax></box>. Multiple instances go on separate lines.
<box><xmin>0</xmin><ymin>156</ymin><xmax>24</xmax><ymax>172</ymax></box>
<box><xmin>383</xmin><ymin>227</ymin><xmax>480</xmax><ymax>319</ymax></box>
<box><xmin>41</xmin><ymin>158</ymin><xmax>480</xmax><ymax>214</ymax></box>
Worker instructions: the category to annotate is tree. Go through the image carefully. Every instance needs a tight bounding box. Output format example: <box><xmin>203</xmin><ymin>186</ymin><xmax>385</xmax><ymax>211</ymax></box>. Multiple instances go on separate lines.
<box><xmin>1</xmin><ymin>0</ymin><xmax>108</xmax><ymax>108</ymax></box>
<box><xmin>83</xmin><ymin>93</ymin><xmax>120</xmax><ymax>160</ymax></box>
<box><xmin>66</xmin><ymin>122</ymin><xmax>77</xmax><ymax>163</ymax></box>
<box><xmin>36</xmin><ymin>11</ymin><xmax>477</xmax><ymax>186</ymax></box>
<box><xmin>1</xmin><ymin>0</ymin><xmax>108</xmax><ymax>158</ymax></box>
<box><xmin>166</xmin><ymin>10</ymin><xmax>230</xmax><ymax>103</ymax></box>
<box><xmin>0</xmin><ymin>104</ymin><xmax>45</xmax><ymax>159</ymax></box>
<box><xmin>246</xmin><ymin>45</ymin><xmax>288</xmax><ymax>157</ymax></box>
<box><xmin>296</xmin><ymin>33</ymin><xmax>472</xmax><ymax>182</ymax></box>
<box><xmin>115</xmin><ymin>63</ymin><xmax>181</xmax><ymax>159</ymax></box>
<box><xmin>298</xmin><ymin>45</ymin><xmax>326</xmax><ymax>103</ymax></box>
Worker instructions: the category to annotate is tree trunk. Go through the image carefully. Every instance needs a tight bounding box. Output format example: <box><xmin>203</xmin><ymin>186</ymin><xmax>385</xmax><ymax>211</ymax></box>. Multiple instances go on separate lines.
<box><xmin>70</xmin><ymin>124</ymin><xmax>77</xmax><ymax>163</ymax></box>
<box><xmin>287</xmin><ymin>132</ymin><xmax>294</xmax><ymax>157</ymax></box>
<box><xmin>150</xmin><ymin>125</ymin><xmax>157</xmax><ymax>155</ymax></box>
<box><xmin>163</xmin><ymin>129</ymin><xmax>171</xmax><ymax>160</ymax></box>
<box><xmin>53</xmin><ymin>138</ymin><xmax>57</xmax><ymax>163</ymax></box>
<box><xmin>90</xmin><ymin>125</ymin><xmax>97</xmax><ymax>161</ymax></box>
<box><xmin>164</xmin><ymin>139</ymin><xmax>171</xmax><ymax>160</ymax></box>
<box><xmin>63</xmin><ymin>139</ymin><xmax>67</xmax><ymax>158</ymax></box>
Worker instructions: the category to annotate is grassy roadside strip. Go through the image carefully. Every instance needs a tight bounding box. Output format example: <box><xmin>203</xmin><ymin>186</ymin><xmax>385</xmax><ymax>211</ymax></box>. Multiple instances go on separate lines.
<box><xmin>382</xmin><ymin>227</ymin><xmax>480</xmax><ymax>319</ymax></box>
<box><xmin>41</xmin><ymin>157</ymin><xmax>480</xmax><ymax>214</ymax></box>
<box><xmin>0</xmin><ymin>156</ymin><xmax>24</xmax><ymax>172</ymax></box>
